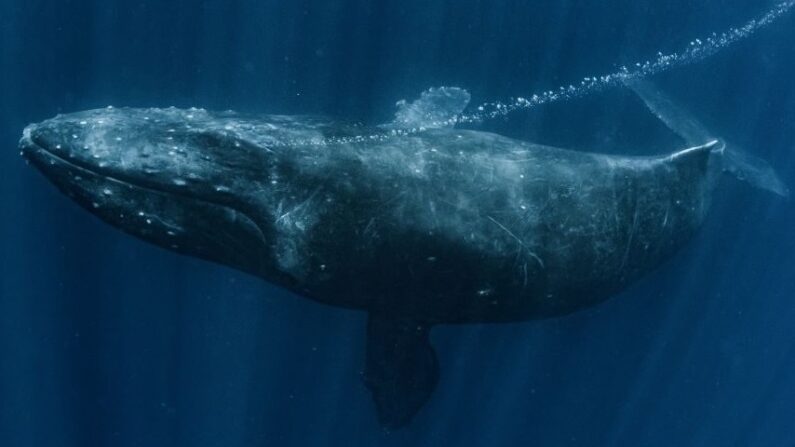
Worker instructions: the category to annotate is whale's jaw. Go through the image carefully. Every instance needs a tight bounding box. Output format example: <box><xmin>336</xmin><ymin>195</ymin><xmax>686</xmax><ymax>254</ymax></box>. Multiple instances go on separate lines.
<box><xmin>20</xmin><ymin>122</ymin><xmax>274</xmax><ymax>281</ymax></box>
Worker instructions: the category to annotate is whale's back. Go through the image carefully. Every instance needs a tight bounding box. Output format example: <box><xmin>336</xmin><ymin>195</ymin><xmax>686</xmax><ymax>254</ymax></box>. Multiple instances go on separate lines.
<box><xmin>275</xmin><ymin>131</ymin><xmax>718</xmax><ymax>323</ymax></box>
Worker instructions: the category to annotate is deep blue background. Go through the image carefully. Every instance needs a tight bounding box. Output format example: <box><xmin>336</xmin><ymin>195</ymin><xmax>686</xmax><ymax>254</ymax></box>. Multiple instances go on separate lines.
<box><xmin>1</xmin><ymin>1</ymin><xmax>794</xmax><ymax>445</ymax></box>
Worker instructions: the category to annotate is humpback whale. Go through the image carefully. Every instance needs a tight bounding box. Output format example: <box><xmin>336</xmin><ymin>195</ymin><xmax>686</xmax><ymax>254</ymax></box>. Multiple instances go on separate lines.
<box><xmin>19</xmin><ymin>83</ymin><xmax>787</xmax><ymax>428</ymax></box>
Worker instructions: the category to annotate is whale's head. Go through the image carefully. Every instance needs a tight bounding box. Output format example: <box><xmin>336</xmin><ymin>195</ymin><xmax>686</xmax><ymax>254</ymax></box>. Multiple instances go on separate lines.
<box><xmin>20</xmin><ymin>107</ymin><xmax>299</xmax><ymax>279</ymax></box>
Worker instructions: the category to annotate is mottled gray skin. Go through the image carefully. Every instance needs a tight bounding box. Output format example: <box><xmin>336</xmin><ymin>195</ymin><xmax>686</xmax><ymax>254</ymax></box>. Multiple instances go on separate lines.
<box><xmin>20</xmin><ymin>107</ymin><xmax>719</xmax><ymax>428</ymax></box>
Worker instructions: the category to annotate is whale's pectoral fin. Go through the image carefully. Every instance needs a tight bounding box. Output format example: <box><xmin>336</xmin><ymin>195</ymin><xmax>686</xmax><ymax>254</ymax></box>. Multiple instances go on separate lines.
<box><xmin>363</xmin><ymin>313</ymin><xmax>439</xmax><ymax>429</ymax></box>
<box><xmin>383</xmin><ymin>86</ymin><xmax>471</xmax><ymax>130</ymax></box>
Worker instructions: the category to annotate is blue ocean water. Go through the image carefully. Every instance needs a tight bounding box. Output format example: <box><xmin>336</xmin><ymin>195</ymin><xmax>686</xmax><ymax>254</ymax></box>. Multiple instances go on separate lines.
<box><xmin>1</xmin><ymin>1</ymin><xmax>794</xmax><ymax>445</ymax></box>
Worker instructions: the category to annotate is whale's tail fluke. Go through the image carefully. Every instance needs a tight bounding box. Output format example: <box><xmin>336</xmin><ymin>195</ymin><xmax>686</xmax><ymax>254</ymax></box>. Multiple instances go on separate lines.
<box><xmin>625</xmin><ymin>79</ymin><xmax>789</xmax><ymax>197</ymax></box>
<box><xmin>722</xmin><ymin>148</ymin><xmax>790</xmax><ymax>197</ymax></box>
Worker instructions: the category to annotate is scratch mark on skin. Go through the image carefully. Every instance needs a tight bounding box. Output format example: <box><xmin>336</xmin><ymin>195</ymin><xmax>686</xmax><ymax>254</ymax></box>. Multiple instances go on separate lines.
<box><xmin>362</xmin><ymin>217</ymin><xmax>376</xmax><ymax>236</ymax></box>
<box><xmin>373</xmin><ymin>191</ymin><xmax>407</xmax><ymax>215</ymax></box>
<box><xmin>620</xmin><ymin>206</ymin><xmax>640</xmax><ymax>271</ymax></box>
<box><xmin>487</xmin><ymin>215</ymin><xmax>545</xmax><ymax>269</ymax></box>
<box><xmin>276</xmin><ymin>187</ymin><xmax>321</xmax><ymax>226</ymax></box>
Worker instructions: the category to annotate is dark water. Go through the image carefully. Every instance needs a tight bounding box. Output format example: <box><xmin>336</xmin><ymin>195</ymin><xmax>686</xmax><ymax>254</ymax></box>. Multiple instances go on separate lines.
<box><xmin>2</xmin><ymin>1</ymin><xmax>794</xmax><ymax>445</ymax></box>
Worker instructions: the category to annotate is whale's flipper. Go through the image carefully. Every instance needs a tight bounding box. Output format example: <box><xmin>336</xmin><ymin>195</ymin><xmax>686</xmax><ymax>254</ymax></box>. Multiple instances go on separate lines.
<box><xmin>384</xmin><ymin>86</ymin><xmax>471</xmax><ymax>130</ymax></box>
<box><xmin>363</xmin><ymin>314</ymin><xmax>438</xmax><ymax>429</ymax></box>
<box><xmin>626</xmin><ymin>79</ymin><xmax>789</xmax><ymax>197</ymax></box>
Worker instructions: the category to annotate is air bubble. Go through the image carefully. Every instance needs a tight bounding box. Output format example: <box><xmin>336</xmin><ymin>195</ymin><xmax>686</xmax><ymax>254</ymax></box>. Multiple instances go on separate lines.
<box><xmin>276</xmin><ymin>1</ymin><xmax>794</xmax><ymax>148</ymax></box>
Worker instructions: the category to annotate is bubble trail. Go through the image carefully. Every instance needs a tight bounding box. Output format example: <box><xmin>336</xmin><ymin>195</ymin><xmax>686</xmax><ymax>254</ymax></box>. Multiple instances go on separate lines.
<box><xmin>298</xmin><ymin>0</ymin><xmax>795</xmax><ymax>146</ymax></box>
<box><xmin>456</xmin><ymin>0</ymin><xmax>795</xmax><ymax>125</ymax></box>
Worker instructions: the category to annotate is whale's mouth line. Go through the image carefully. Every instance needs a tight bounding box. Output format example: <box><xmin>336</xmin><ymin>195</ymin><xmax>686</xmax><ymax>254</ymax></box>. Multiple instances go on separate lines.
<box><xmin>22</xmin><ymin>138</ymin><xmax>165</xmax><ymax>197</ymax></box>
<box><xmin>22</xmin><ymin>135</ymin><xmax>201</xmax><ymax>206</ymax></box>
<box><xmin>20</xmin><ymin>136</ymin><xmax>271</xmax><ymax>251</ymax></box>
<box><xmin>22</xmin><ymin>135</ymin><xmax>148</xmax><ymax>192</ymax></box>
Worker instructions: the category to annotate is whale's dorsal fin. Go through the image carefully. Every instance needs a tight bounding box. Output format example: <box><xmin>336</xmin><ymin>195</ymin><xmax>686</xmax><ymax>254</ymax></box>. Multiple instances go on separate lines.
<box><xmin>384</xmin><ymin>86</ymin><xmax>470</xmax><ymax>130</ymax></box>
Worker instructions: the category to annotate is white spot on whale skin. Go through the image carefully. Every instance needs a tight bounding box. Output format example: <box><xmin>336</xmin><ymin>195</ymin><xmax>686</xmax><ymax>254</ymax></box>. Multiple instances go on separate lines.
<box><xmin>173</xmin><ymin>179</ymin><xmax>187</xmax><ymax>186</ymax></box>
<box><xmin>477</xmin><ymin>288</ymin><xmax>493</xmax><ymax>297</ymax></box>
